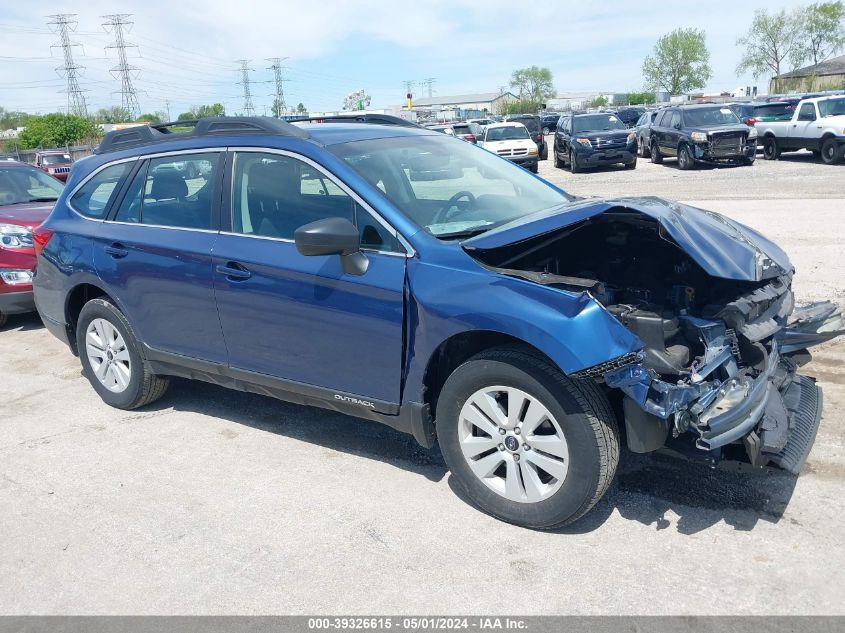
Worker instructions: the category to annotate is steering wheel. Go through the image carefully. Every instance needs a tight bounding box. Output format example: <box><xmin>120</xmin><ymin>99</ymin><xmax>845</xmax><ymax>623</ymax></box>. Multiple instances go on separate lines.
<box><xmin>432</xmin><ymin>191</ymin><xmax>477</xmax><ymax>225</ymax></box>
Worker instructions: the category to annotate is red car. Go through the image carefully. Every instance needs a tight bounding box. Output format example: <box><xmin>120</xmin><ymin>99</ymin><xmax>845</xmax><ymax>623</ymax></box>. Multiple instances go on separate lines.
<box><xmin>0</xmin><ymin>161</ymin><xmax>64</xmax><ymax>326</ymax></box>
<box><xmin>34</xmin><ymin>150</ymin><xmax>74</xmax><ymax>182</ymax></box>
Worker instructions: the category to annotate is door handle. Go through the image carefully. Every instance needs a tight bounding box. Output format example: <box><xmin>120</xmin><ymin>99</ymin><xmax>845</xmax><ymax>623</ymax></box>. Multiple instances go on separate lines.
<box><xmin>216</xmin><ymin>262</ymin><xmax>252</xmax><ymax>281</ymax></box>
<box><xmin>104</xmin><ymin>243</ymin><xmax>128</xmax><ymax>258</ymax></box>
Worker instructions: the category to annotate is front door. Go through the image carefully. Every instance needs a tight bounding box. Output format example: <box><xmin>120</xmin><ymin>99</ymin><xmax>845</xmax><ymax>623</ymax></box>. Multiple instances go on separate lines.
<box><xmin>92</xmin><ymin>151</ymin><xmax>228</xmax><ymax>363</ymax></box>
<box><xmin>212</xmin><ymin>150</ymin><xmax>407</xmax><ymax>405</ymax></box>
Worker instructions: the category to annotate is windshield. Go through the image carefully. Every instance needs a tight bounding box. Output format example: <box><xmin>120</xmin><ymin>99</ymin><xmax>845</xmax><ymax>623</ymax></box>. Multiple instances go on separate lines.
<box><xmin>683</xmin><ymin>107</ymin><xmax>741</xmax><ymax>127</ymax></box>
<box><xmin>486</xmin><ymin>126</ymin><xmax>529</xmax><ymax>141</ymax></box>
<box><xmin>41</xmin><ymin>154</ymin><xmax>72</xmax><ymax>165</ymax></box>
<box><xmin>818</xmin><ymin>98</ymin><xmax>845</xmax><ymax>117</ymax></box>
<box><xmin>0</xmin><ymin>166</ymin><xmax>64</xmax><ymax>205</ymax></box>
<box><xmin>330</xmin><ymin>135</ymin><xmax>568</xmax><ymax>238</ymax></box>
<box><xmin>572</xmin><ymin>114</ymin><xmax>627</xmax><ymax>132</ymax></box>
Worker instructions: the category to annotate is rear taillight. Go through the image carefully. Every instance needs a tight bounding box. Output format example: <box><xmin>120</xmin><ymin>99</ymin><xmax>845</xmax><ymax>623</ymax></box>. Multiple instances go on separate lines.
<box><xmin>32</xmin><ymin>226</ymin><xmax>55</xmax><ymax>259</ymax></box>
<box><xmin>464</xmin><ymin>134</ymin><xmax>476</xmax><ymax>142</ymax></box>
<box><xmin>744</xmin><ymin>118</ymin><xmax>757</xmax><ymax>125</ymax></box>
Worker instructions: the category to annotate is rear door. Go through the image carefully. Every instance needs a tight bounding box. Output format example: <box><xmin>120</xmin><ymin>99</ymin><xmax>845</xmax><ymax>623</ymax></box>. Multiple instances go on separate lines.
<box><xmin>92</xmin><ymin>150</ymin><xmax>227</xmax><ymax>363</ymax></box>
<box><xmin>212</xmin><ymin>149</ymin><xmax>407</xmax><ymax>405</ymax></box>
<box><xmin>663</xmin><ymin>110</ymin><xmax>682</xmax><ymax>156</ymax></box>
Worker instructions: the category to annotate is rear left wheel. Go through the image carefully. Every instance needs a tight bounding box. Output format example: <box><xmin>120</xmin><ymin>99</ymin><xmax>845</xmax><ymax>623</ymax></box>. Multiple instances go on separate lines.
<box><xmin>77</xmin><ymin>298</ymin><xmax>169</xmax><ymax>410</ymax></box>
<box><xmin>435</xmin><ymin>348</ymin><xmax>619</xmax><ymax>529</ymax></box>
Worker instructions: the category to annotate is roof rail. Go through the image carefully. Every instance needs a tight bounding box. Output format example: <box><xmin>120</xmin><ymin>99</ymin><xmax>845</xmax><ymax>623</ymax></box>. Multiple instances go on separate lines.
<box><xmin>95</xmin><ymin>116</ymin><xmax>310</xmax><ymax>154</ymax></box>
<box><xmin>294</xmin><ymin>113</ymin><xmax>421</xmax><ymax>128</ymax></box>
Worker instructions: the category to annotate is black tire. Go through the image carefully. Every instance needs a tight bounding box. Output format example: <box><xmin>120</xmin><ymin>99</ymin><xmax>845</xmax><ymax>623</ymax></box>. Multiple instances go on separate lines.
<box><xmin>821</xmin><ymin>138</ymin><xmax>842</xmax><ymax>165</ymax></box>
<box><xmin>763</xmin><ymin>136</ymin><xmax>780</xmax><ymax>160</ymax></box>
<box><xmin>741</xmin><ymin>156</ymin><xmax>756</xmax><ymax>166</ymax></box>
<box><xmin>76</xmin><ymin>298</ymin><xmax>169</xmax><ymax>410</ymax></box>
<box><xmin>569</xmin><ymin>149</ymin><xmax>582</xmax><ymax>173</ymax></box>
<box><xmin>677</xmin><ymin>143</ymin><xmax>695</xmax><ymax>170</ymax></box>
<box><xmin>624</xmin><ymin>157</ymin><xmax>637</xmax><ymax>169</ymax></box>
<box><xmin>435</xmin><ymin>347</ymin><xmax>620</xmax><ymax>529</ymax></box>
<box><xmin>638</xmin><ymin>136</ymin><xmax>648</xmax><ymax>157</ymax></box>
<box><xmin>0</xmin><ymin>311</ymin><xmax>7</xmax><ymax>328</ymax></box>
<box><xmin>540</xmin><ymin>144</ymin><xmax>548</xmax><ymax>161</ymax></box>
<box><xmin>554</xmin><ymin>147</ymin><xmax>563</xmax><ymax>169</ymax></box>
<box><xmin>650</xmin><ymin>141</ymin><xmax>663</xmax><ymax>164</ymax></box>
<box><xmin>529</xmin><ymin>163</ymin><xmax>539</xmax><ymax>174</ymax></box>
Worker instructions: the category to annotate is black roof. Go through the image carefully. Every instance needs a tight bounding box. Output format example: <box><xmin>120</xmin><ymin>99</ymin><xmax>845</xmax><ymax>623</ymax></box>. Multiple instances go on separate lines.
<box><xmin>294</xmin><ymin>113</ymin><xmax>420</xmax><ymax>128</ymax></box>
<box><xmin>95</xmin><ymin>117</ymin><xmax>310</xmax><ymax>155</ymax></box>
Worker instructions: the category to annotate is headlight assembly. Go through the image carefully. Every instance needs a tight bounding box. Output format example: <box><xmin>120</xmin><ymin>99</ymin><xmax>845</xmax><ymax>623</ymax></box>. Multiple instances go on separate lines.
<box><xmin>0</xmin><ymin>224</ymin><xmax>33</xmax><ymax>250</ymax></box>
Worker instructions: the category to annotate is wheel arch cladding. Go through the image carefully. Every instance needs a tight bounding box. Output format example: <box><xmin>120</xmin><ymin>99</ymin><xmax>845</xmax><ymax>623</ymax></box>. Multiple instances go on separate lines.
<box><xmin>65</xmin><ymin>283</ymin><xmax>113</xmax><ymax>351</ymax></box>
<box><xmin>403</xmin><ymin>260</ymin><xmax>643</xmax><ymax>404</ymax></box>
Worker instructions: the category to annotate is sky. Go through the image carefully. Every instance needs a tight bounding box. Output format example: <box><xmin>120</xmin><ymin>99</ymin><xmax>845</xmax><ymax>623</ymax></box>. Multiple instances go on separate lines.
<box><xmin>0</xmin><ymin>0</ymin><xmax>820</xmax><ymax>118</ymax></box>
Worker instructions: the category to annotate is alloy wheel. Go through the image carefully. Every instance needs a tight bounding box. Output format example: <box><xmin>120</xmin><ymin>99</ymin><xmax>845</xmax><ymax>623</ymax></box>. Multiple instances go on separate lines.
<box><xmin>457</xmin><ymin>385</ymin><xmax>569</xmax><ymax>503</ymax></box>
<box><xmin>85</xmin><ymin>318</ymin><xmax>132</xmax><ymax>393</ymax></box>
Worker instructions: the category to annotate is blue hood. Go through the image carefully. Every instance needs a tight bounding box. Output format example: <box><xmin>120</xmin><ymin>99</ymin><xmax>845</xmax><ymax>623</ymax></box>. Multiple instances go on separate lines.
<box><xmin>463</xmin><ymin>196</ymin><xmax>793</xmax><ymax>282</ymax></box>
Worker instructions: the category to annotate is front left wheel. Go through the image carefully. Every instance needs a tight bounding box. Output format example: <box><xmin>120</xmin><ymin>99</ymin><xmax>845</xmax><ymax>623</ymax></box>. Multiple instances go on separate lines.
<box><xmin>76</xmin><ymin>298</ymin><xmax>169</xmax><ymax>410</ymax></box>
<box><xmin>435</xmin><ymin>348</ymin><xmax>620</xmax><ymax>529</ymax></box>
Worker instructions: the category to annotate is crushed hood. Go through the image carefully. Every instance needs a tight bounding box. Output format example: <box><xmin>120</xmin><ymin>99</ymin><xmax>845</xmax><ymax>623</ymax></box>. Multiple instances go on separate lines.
<box><xmin>463</xmin><ymin>196</ymin><xmax>793</xmax><ymax>282</ymax></box>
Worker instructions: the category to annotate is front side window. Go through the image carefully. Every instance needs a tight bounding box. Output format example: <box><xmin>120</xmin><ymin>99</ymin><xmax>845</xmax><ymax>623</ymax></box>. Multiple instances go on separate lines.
<box><xmin>231</xmin><ymin>152</ymin><xmax>401</xmax><ymax>252</ymax></box>
<box><xmin>331</xmin><ymin>135</ymin><xmax>568</xmax><ymax>238</ymax></box>
<box><xmin>0</xmin><ymin>166</ymin><xmax>65</xmax><ymax>207</ymax></box>
<box><xmin>670</xmin><ymin>111</ymin><xmax>682</xmax><ymax>128</ymax></box>
<box><xmin>70</xmin><ymin>162</ymin><xmax>133</xmax><ymax>219</ymax></box>
<box><xmin>113</xmin><ymin>153</ymin><xmax>220</xmax><ymax>229</ymax></box>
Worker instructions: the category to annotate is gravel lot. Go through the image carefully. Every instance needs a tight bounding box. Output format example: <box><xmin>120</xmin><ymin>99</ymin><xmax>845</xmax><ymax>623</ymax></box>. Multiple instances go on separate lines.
<box><xmin>1</xmin><ymin>152</ymin><xmax>844</xmax><ymax>615</ymax></box>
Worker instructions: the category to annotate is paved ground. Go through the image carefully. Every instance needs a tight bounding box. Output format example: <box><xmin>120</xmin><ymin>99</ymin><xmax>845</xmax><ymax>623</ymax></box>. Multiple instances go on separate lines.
<box><xmin>1</xmin><ymin>154</ymin><xmax>844</xmax><ymax>615</ymax></box>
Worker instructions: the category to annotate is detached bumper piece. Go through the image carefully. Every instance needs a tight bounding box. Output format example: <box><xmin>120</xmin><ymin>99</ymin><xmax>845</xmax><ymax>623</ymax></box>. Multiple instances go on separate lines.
<box><xmin>768</xmin><ymin>375</ymin><xmax>823</xmax><ymax>474</ymax></box>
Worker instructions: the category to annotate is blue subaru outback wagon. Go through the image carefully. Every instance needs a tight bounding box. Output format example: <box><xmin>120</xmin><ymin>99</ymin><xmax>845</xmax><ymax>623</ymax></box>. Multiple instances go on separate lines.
<box><xmin>33</xmin><ymin>117</ymin><xmax>843</xmax><ymax>528</ymax></box>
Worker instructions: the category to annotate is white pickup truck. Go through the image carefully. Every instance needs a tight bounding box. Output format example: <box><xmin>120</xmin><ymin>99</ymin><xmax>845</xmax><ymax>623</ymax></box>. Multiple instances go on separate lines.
<box><xmin>757</xmin><ymin>95</ymin><xmax>845</xmax><ymax>164</ymax></box>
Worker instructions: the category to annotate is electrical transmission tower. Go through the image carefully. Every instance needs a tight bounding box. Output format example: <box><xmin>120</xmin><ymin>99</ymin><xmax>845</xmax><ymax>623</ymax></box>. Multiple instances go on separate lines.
<box><xmin>236</xmin><ymin>60</ymin><xmax>256</xmax><ymax>116</ymax></box>
<box><xmin>266</xmin><ymin>57</ymin><xmax>288</xmax><ymax>118</ymax></box>
<box><xmin>102</xmin><ymin>14</ymin><xmax>141</xmax><ymax>118</ymax></box>
<box><xmin>47</xmin><ymin>14</ymin><xmax>88</xmax><ymax>117</ymax></box>
<box><xmin>423</xmin><ymin>77</ymin><xmax>436</xmax><ymax>98</ymax></box>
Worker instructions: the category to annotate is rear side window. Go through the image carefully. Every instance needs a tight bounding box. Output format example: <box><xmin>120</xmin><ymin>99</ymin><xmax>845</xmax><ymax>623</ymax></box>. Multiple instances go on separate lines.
<box><xmin>71</xmin><ymin>162</ymin><xmax>133</xmax><ymax>219</ymax></box>
<box><xmin>113</xmin><ymin>153</ymin><xmax>220</xmax><ymax>229</ymax></box>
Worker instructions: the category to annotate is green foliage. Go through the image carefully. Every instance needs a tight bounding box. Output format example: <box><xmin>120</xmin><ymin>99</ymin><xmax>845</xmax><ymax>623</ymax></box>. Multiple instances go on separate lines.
<box><xmin>296</xmin><ymin>103</ymin><xmax>307</xmax><ymax>114</ymax></box>
<box><xmin>736</xmin><ymin>9</ymin><xmax>804</xmax><ymax>89</ymax></box>
<box><xmin>498</xmin><ymin>99</ymin><xmax>544</xmax><ymax>115</ymax></box>
<box><xmin>0</xmin><ymin>107</ymin><xmax>30</xmax><ymax>130</ymax></box>
<box><xmin>193</xmin><ymin>103</ymin><xmax>225</xmax><ymax>118</ymax></box>
<box><xmin>590</xmin><ymin>96</ymin><xmax>609</xmax><ymax>108</ymax></box>
<box><xmin>627</xmin><ymin>91</ymin><xmax>657</xmax><ymax>105</ymax></box>
<box><xmin>798</xmin><ymin>1</ymin><xmax>845</xmax><ymax>66</ymax></box>
<box><xmin>177</xmin><ymin>112</ymin><xmax>194</xmax><ymax>121</ymax></box>
<box><xmin>271</xmin><ymin>98</ymin><xmax>286</xmax><ymax>117</ymax></box>
<box><xmin>643</xmin><ymin>28</ymin><xmax>712</xmax><ymax>95</ymax></box>
<box><xmin>136</xmin><ymin>112</ymin><xmax>163</xmax><ymax>124</ymax></box>
<box><xmin>93</xmin><ymin>106</ymin><xmax>132</xmax><ymax>124</ymax></box>
<box><xmin>17</xmin><ymin>113</ymin><xmax>101</xmax><ymax>149</ymax></box>
<box><xmin>510</xmin><ymin>66</ymin><xmax>556</xmax><ymax>102</ymax></box>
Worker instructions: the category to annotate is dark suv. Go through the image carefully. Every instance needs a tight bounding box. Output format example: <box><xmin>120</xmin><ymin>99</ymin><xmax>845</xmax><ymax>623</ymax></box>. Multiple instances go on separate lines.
<box><xmin>33</xmin><ymin>117</ymin><xmax>840</xmax><ymax>529</ymax></box>
<box><xmin>649</xmin><ymin>105</ymin><xmax>757</xmax><ymax>169</ymax></box>
<box><xmin>505</xmin><ymin>114</ymin><xmax>547</xmax><ymax>160</ymax></box>
<box><xmin>554</xmin><ymin>112</ymin><xmax>637</xmax><ymax>171</ymax></box>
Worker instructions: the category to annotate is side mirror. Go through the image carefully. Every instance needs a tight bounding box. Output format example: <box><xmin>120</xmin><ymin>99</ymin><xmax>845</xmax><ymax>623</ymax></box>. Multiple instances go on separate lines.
<box><xmin>294</xmin><ymin>217</ymin><xmax>368</xmax><ymax>276</ymax></box>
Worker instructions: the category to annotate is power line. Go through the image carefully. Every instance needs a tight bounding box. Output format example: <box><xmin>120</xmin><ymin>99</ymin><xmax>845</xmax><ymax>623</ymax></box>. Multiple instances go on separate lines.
<box><xmin>102</xmin><ymin>14</ymin><xmax>141</xmax><ymax>118</ymax></box>
<box><xmin>267</xmin><ymin>57</ymin><xmax>288</xmax><ymax>117</ymax></box>
<box><xmin>423</xmin><ymin>77</ymin><xmax>436</xmax><ymax>98</ymax></box>
<box><xmin>46</xmin><ymin>14</ymin><xmax>88</xmax><ymax>117</ymax></box>
<box><xmin>236</xmin><ymin>59</ymin><xmax>255</xmax><ymax>116</ymax></box>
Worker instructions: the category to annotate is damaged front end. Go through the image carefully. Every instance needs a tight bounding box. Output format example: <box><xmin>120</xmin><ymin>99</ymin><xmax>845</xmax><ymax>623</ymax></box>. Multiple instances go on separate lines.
<box><xmin>464</xmin><ymin>197</ymin><xmax>845</xmax><ymax>473</ymax></box>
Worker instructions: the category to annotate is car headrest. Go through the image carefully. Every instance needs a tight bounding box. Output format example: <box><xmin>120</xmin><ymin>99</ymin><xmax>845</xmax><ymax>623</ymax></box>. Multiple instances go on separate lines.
<box><xmin>150</xmin><ymin>169</ymin><xmax>188</xmax><ymax>200</ymax></box>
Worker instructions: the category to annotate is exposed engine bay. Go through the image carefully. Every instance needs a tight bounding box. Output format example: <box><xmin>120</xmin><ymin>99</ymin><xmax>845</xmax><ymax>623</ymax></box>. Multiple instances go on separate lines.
<box><xmin>467</xmin><ymin>206</ymin><xmax>845</xmax><ymax>472</ymax></box>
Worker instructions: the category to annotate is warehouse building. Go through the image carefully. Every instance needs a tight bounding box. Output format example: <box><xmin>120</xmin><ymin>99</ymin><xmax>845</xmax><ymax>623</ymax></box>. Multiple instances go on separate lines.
<box><xmin>770</xmin><ymin>55</ymin><xmax>845</xmax><ymax>93</ymax></box>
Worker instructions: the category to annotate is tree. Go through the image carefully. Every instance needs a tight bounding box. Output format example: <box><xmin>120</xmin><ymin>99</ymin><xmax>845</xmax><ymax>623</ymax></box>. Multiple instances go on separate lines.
<box><xmin>590</xmin><ymin>96</ymin><xmax>609</xmax><ymax>108</ymax></box>
<box><xmin>642</xmin><ymin>28</ymin><xmax>712</xmax><ymax>95</ymax></box>
<box><xmin>17</xmin><ymin>113</ymin><xmax>101</xmax><ymax>149</ymax></box>
<box><xmin>736</xmin><ymin>9</ymin><xmax>804</xmax><ymax>92</ymax></box>
<box><xmin>271</xmin><ymin>98</ymin><xmax>286</xmax><ymax>117</ymax></box>
<box><xmin>136</xmin><ymin>112</ymin><xmax>163</xmax><ymax>124</ymax></box>
<box><xmin>296</xmin><ymin>103</ymin><xmax>307</xmax><ymax>114</ymax></box>
<box><xmin>0</xmin><ymin>107</ymin><xmax>30</xmax><ymax>130</ymax></box>
<box><xmin>798</xmin><ymin>1</ymin><xmax>845</xmax><ymax>66</ymax></box>
<box><xmin>93</xmin><ymin>106</ymin><xmax>132</xmax><ymax>124</ymax></box>
<box><xmin>510</xmin><ymin>66</ymin><xmax>556</xmax><ymax>102</ymax></box>
<box><xmin>192</xmin><ymin>103</ymin><xmax>225</xmax><ymax>118</ymax></box>
<box><xmin>627</xmin><ymin>91</ymin><xmax>656</xmax><ymax>105</ymax></box>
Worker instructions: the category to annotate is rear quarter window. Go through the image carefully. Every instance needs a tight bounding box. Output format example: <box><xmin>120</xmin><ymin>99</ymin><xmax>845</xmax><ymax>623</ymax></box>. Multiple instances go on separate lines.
<box><xmin>70</xmin><ymin>162</ymin><xmax>133</xmax><ymax>219</ymax></box>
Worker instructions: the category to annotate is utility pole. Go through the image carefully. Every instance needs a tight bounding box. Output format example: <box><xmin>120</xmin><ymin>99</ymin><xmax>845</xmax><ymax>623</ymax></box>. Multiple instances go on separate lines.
<box><xmin>266</xmin><ymin>57</ymin><xmax>288</xmax><ymax>118</ymax></box>
<box><xmin>236</xmin><ymin>59</ymin><xmax>255</xmax><ymax>116</ymax></box>
<box><xmin>47</xmin><ymin>14</ymin><xmax>87</xmax><ymax>118</ymax></box>
<box><xmin>102</xmin><ymin>14</ymin><xmax>141</xmax><ymax>119</ymax></box>
<box><xmin>165</xmin><ymin>99</ymin><xmax>171</xmax><ymax>121</ymax></box>
<box><xmin>423</xmin><ymin>77</ymin><xmax>436</xmax><ymax>98</ymax></box>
